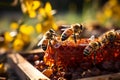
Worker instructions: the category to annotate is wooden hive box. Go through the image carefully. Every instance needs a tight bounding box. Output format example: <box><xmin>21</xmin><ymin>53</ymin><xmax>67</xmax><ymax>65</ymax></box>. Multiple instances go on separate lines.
<box><xmin>7</xmin><ymin>52</ymin><xmax>50</xmax><ymax>80</ymax></box>
<box><xmin>7</xmin><ymin>51</ymin><xmax>120</xmax><ymax>80</ymax></box>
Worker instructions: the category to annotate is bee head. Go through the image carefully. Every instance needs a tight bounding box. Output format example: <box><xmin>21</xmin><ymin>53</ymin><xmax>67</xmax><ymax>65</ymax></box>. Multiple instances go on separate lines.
<box><xmin>49</xmin><ymin>29</ymin><xmax>55</xmax><ymax>33</ymax></box>
<box><xmin>107</xmin><ymin>31</ymin><xmax>116</xmax><ymax>42</ymax></box>
<box><xmin>72</xmin><ymin>23</ymin><xmax>80</xmax><ymax>29</ymax></box>
<box><xmin>48</xmin><ymin>29</ymin><xmax>57</xmax><ymax>36</ymax></box>
<box><xmin>72</xmin><ymin>23</ymin><xmax>83</xmax><ymax>32</ymax></box>
<box><xmin>91</xmin><ymin>42</ymin><xmax>98</xmax><ymax>48</ymax></box>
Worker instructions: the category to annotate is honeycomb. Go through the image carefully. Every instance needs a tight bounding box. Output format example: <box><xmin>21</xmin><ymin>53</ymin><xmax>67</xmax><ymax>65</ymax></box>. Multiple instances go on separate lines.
<box><xmin>43</xmin><ymin>38</ymin><xmax>120</xmax><ymax>69</ymax></box>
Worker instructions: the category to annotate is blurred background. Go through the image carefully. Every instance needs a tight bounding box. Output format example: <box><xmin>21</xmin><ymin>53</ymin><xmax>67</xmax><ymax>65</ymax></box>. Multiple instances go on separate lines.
<box><xmin>1</xmin><ymin>0</ymin><xmax>120</xmax><ymax>23</ymax></box>
<box><xmin>0</xmin><ymin>0</ymin><xmax>120</xmax><ymax>51</ymax></box>
<box><xmin>1</xmin><ymin>0</ymin><xmax>120</xmax><ymax>28</ymax></box>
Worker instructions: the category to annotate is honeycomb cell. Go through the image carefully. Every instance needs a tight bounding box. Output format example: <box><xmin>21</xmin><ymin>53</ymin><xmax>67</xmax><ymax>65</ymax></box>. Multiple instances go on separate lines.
<box><xmin>43</xmin><ymin>38</ymin><xmax>120</xmax><ymax>69</ymax></box>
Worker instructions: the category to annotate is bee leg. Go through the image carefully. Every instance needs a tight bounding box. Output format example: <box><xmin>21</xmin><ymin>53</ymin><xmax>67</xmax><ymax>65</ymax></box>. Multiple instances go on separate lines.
<box><xmin>78</xmin><ymin>32</ymin><xmax>82</xmax><ymax>40</ymax></box>
<box><xmin>100</xmin><ymin>50</ymin><xmax>104</xmax><ymax>58</ymax></box>
<box><xmin>73</xmin><ymin>33</ymin><xmax>77</xmax><ymax>43</ymax></box>
<box><xmin>54</xmin><ymin>51</ymin><xmax>58</xmax><ymax>66</ymax></box>
<box><xmin>49</xmin><ymin>40</ymin><xmax>53</xmax><ymax>48</ymax></box>
<box><xmin>93</xmin><ymin>52</ymin><xmax>97</xmax><ymax>66</ymax></box>
<box><xmin>47</xmin><ymin>40</ymin><xmax>52</xmax><ymax>53</ymax></box>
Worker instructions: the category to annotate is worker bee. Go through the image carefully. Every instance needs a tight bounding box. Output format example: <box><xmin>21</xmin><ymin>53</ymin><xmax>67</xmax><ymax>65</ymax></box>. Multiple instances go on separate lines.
<box><xmin>83</xmin><ymin>29</ymin><xmax>119</xmax><ymax>56</ymax></box>
<box><xmin>38</xmin><ymin>29</ymin><xmax>57</xmax><ymax>51</ymax></box>
<box><xmin>115</xmin><ymin>30</ymin><xmax>120</xmax><ymax>42</ymax></box>
<box><xmin>83</xmin><ymin>29</ymin><xmax>120</xmax><ymax>64</ymax></box>
<box><xmin>99</xmin><ymin>29</ymin><xmax>117</xmax><ymax>45</ymax></box>
<box><xmin>61</xmin><ymin>23</ymin><xmax>84</xmax><ymax>43</ymax></box>
<box><xmin>83</xmin><ymin>41</ymin><xmax>102</xmax><ymax>63</ymax></box>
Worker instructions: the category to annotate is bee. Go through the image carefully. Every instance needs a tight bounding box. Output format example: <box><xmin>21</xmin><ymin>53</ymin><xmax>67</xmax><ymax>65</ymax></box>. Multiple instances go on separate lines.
<box><xmin>61</xmin><ymin>23</ymin><xmax>84</xmax><ymax>43</ymax></box>
<box><xmin>38</xmin><ymin>29</ymin><xmax>57</xmax><ymax>51</ymax></box>
<box><xmin>99</xmin><ymin>29</ymin><xmax>117</xmax><ymax>45</ymax></box>
<box><xmin>83</xmin><ymin>41</ymin><xmax>102</xmax><ymax>64</ymax></box>
<box><xmin>83</xmin><ymin>29</ymin><xmax>119</xmax><ymax>56</ymax></box>
<box><xmin>83</xmin><ymin>29</ymin><xmax>120</xmax><ymax>64</ymax></box>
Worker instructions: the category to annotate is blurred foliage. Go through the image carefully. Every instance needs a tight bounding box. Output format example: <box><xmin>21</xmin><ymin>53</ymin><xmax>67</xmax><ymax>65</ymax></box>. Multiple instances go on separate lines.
<box><xmin>96</xmin><ymin>0</ymin><xmax>120</xmax><ymax>25</ymax></box>
<box><xmin>54</xmin><ymin>0</ymin><xmax>120</xmax><ymax>26</ymax></box>
<box><xmin>0</xmin><ymin>0</ymin><xmax>57</xmax><ymax>51</ymax></box>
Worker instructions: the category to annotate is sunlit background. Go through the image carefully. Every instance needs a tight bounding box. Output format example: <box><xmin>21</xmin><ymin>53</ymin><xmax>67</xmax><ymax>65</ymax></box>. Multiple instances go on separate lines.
<box><xmin>0</xmin><ymin>0</ymin><xmax>120</xmax><ymax>51</ymax></box>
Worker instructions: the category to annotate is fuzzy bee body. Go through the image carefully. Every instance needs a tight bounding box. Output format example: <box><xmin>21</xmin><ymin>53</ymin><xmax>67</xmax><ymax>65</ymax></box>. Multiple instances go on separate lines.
<box><xmin>83</xmin><ymin>41</ymin><xmax>102</xmax><ymax>56</ymax></box>
<box><xmin>61</xmin><ymin>28</ymin><xmax>73</xmax><ymax>41</ymax></box>
<box><xmin>61</xmin><ymin>23</ymin><xmax>84</xmax><ymax>43</ymax></box>
<box><xmin>38</xmin><ymin>29</ymin><xmax>57</xmax><ymax>51</ymax></box>
<box><xmin>99</xmin><ymin>29</ymin><xmax>117</xmax><ymax>45</ymax></box>
<box><xmin>83</xmin><ymin>29</ymin><xmax>120</xmax><ymax>56</ymax></box>
<box><xmin>83</xmin><ymin>29</ymin><xmax>120</xmax><ymax>64</ymax></box>
<box><xmin>41</xmin><ymin>39</ymin><xmax>49</xmax><ymax>51</ymax></box>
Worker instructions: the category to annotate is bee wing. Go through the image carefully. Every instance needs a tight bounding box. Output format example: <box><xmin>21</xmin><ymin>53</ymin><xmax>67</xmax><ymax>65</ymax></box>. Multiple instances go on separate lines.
<box><xmin>37</xmin><ymin>37</ymin><xmax>45</xmax><ymax>47</ymax></box>
<box><xmin>38</xmin><ymin>38</ymin><xmax>49</xmax><ymax>51</ymax></box>
<box><xmin>60</xmin><ymin>25</ymin><xmax>71</xmax><ymax>28</ymax></box>
<box><xmin>106</xmin><ymin>29</ymin><xmax>115</xmax><ymax>33</ymax></box>
<box><xmin>116</xmin><ymin>30</ymin><xmax>120</xmax><ymax>33</ymax></box>
<box><xmin>88</xmin><ymin>35</ymin><xmax>95</xmax><ymax>41</ymax></box>
<box><xmin>60</xmin><ymin>25</ymin><xmax>71</xmax><ymax>31</ymax></box>
<box><xmin>110</xmin><ymin>29</ymin><xmax>115</xmax><ymax>31</ymax></box>
<box><xmin>79</xmin><ymin>43</ymin><xmax>89</xmax><ymax>46</ymax></box>
<box><xmin>52</xmin><ymin>33</ymin><xmax>57</xmax><ymax>36</ymax></box>
<box><xmin>37</xmin><ymin>39</ymin><xmax>43</xmax><ymax>47</ymax></box>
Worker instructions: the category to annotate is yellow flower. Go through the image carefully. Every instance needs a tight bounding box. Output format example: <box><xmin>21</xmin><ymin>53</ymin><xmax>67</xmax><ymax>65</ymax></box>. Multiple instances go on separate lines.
<box><xmin>27</xmin><ymin>25</ymin><xmax>35</xmax><ymax>35</ymax></box>
<box><xmin>10</xmin><ymin>22</ymin><xmax>19</xmax><ymax>30</ymax></box>
<box><xmin>14</xmin><ymin>32</ymin><xmax>31</xmax><ymax>51</ymax></box>
<box><xmin>35</xmin><ymin>23</ymin><xmax>42</xmax><ymax>33</ymax></box>
<box><xmin>4</xmin><ymin>32</ymin><xmax>14</xmax><ymax>43</ymax></box>
<box><xmin>96</xmin><ymin>12</ymin><xmax>106</xmax><ymax>23</ymax></box>
<box><xmin>103</xmin><ymin>8</ymin><xmax>112</xmax><ymax>18</ymax></box>
<box><xmin>21</xmin><ymin>0</ymin><xmax>33</xmax><ymax>13</ymax></box>
<box><xmin>38</xmin><ymin>2</ymin><xmax>58</xmax><ymax>33</ymax></box>
<box><xmin>19</xmin><ymin>25</ymin><xmax>34</xmax><ymax>35</ymax></box>
<box><xmin>109</xmin><ymin>0</ymin><xmax>117</xmax><ymax>6</ymax></box>
<box><xmin>32</xmin><ymin>1</ymin><xmax>41</xmax><ymax>10</ymax></box>
<box><xmin>38</xmin><ymin>2</ymin><xmax>53</xmax><ymax>18</ymax></box>
<box><xmin>13</xmin><ymin>39</ymin><xmax>24</xmax><ymax>51</ymax></box>
<box><xmin>52</xmin><ymin>22</ymin><xmax>58</xmax><ymax>30</ymax></box>
<box><xmin>39</xmin><ymin>8</ymin><xmax>46</xmax><ymax>18</ymax></box>
<box><xmin>21</xmin><ymin>33</ymin><xmax>30</xmax><ymax>43</ymax></box>
<box><xmin>29</xmin><ymin>10</ymin><xmax>36</xmax><ymax>18</ymax></box>
<box><xmin>42</xmin><ymin>20</ymin><xmax>53</xmax><ymax>33</ymax></box>
<box><xmin>16</xmin><ymin>33</ymin><xmax>22</xmax><ymax>39</ymax></box>
<box><xmin>45</xmin><ymin>2</ymin><xmax>52</xmax><ymax>16</ymax></box>
<box><xmin>21</xmin><ymin>0</ymin><xmax>41</xmax><ymax>18</ymax></box>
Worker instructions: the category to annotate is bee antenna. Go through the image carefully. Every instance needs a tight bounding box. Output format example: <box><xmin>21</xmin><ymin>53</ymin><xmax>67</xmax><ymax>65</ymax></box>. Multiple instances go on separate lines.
<box><xmin>49</xmin><ymin>29</ymin><xmax>55</xmax><ymax>33</ymax></box>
